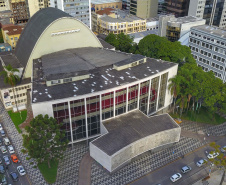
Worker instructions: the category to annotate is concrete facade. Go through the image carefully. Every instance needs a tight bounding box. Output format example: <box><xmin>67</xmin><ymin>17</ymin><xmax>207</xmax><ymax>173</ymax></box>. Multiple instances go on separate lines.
<box><xmin>23</xmin><ymin>17</ymin><xmax>102</xmax><ymax>78</ymax></box>
<box><xmin>90</xmin><ymin>113</ymin><xmax>181</xmax><ymax>172</ymax></box>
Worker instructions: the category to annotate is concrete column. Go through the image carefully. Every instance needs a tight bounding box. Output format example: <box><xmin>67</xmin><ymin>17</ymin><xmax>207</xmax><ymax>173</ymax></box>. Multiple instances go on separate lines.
<box><xmin>137</xmin><ymin>82</ymin><xmax>141</xmax><ymax>109</ymax></box>
<box><xmin>84</xmin><ymin>98</ymin><xmax>88</xmax><ymax>141</ymax></box>
<box><xmin>156</xmin><ymin>75</ymin><xmax>162</xmax><ymax>111</ymax></box>
<box><xmin>126</xmin><ymin>86</ymin><xmax>129</xmax><ymax>113</ymax></box>
<box><xmin>113</xmin><ymin>90</ymin><xmax>116</xmax><ymax>117</ymax></box>
<box><xmin>68</xmin><ymin>101</ymin><xmax>74</xmax><ymax>144</ymax></box>
<box><xmin>99</xmin><ymin>94</ymin><xmax>102</xmax><ymax>123</ymax></box>
<box><xmin>147</xmin><ymin>78</ymin><xmax>152</xmax><ymax>115</ymax></box>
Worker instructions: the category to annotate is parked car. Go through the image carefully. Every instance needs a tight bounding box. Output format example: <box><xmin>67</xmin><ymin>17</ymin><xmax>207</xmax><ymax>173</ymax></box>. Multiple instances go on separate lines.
<box><xmin>3</xmin><ymin>137</ymin><xmax>10</xmax><ymax>146</ymax></box>
<box><xmin>0</xmin><ymin>130</ymin><xmax>5</xmax><ymax>137</ymax></box>
<box><xmin>11</xmin><ymin>154</ymin><xmax>19</xmax><ymax>163</ymax></box>
<box><xmin>7</xmin><ymin>145</ymin><xmax>14</xmax><ymax>154</ymax></box>
<box><xmin>0</xmin><ymin>164</ymin><xmax>5</xmax><ymax>173</ymax></box>
<box><xmin>10</xmin><ymin>172</ymin><xmax>19</xmax><ymax>181</ymax></box>
<box><xmin>1</xmin><ymin>146</ymin><xmax>7</xmax><ymax>154</ymax></box>
<box><xmin>0</xmin><ymin>124</ymin><xmax>3</xmax><ymax>131</ymax></box>
<box><xmin>221</xmin><ymin>146</ymin><xmax>226</xmax><ymax>153</ymax></box>
<box><xmin>181</xmin><ymin>166</ymin><xmax>192</xmax><ymax>173</ymax></box>
<box><xmin>17</xmin><ymin>165</ymin><xmax>26</xmax><ymax>176</ymax></box>
<box><xmin>1</xmin><ymin>175</ymin><xmax>7</xmax><ymax>185</ymax></box>
<box><xmin>170</xmin><ymin>173</ymin><xmax>182</xmax><ymax>182</ymax></box>
<box><xmin>196</xmin><ymin>159</ymin><xmax>207</xmax><ymax>167</ymax></box>
<box><xmin>3</xmin><ymin>155</ymin><xmax>10</xmax><ymax>166</ymax></box>
<box><xmin>207</xmin><ymin>152</ymin><xmax>219</xmax><ymax>159</ymax></box>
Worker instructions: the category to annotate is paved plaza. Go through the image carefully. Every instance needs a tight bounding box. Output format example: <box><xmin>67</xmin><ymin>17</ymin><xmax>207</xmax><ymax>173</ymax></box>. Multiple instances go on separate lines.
<box><xmin>1</xmin><ymin>100</ymin><xmax>226</xmax><ymax>185</ymax></box>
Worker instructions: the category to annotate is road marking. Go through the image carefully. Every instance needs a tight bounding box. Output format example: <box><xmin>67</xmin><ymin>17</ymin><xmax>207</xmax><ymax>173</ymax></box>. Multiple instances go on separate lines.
<box><xmin>26</xmin><ymin>174</ymin><xmax>32</xmax><ymax>185</ymax></box>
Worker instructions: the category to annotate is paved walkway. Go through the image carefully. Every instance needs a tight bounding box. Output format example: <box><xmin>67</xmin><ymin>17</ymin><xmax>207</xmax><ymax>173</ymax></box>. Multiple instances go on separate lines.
<box><xmin>78</xmin><ymin>152</ymin><xmax>93</xmax><ymax>185</ymax></box>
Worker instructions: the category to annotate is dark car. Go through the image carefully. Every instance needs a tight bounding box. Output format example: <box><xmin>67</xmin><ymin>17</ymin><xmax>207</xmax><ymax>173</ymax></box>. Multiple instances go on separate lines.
<box><xmin>0</xmin><ymin>130</ymin><xmax>5</xmax><ymax>137</ymax></box>
<box><xmin>10</xmin><ymin>172</ymin><xmax>19</xmax><ymax>181</ymax></box>
<box><xmin>3</xmin><ymin>155</ymin><xmax>10</xmax><ymax>166</ymax></box>
<box><xmin>0</xmin><ymin>164</ymin><xmax>5</xmax><ymax>173</ymax></box>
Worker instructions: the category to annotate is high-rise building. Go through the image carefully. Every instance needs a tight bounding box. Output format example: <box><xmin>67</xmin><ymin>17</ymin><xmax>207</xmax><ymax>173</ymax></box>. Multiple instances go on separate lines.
<box><xmin>189</xmin><ymin>25</ymin><xmax>226</xmax><ymax>82</ymax></box>
<box><xmin>188</xmin><ymin>0</ymin><xmax>226</xmax><ymax>29</ymax></box>
<box><xmin>27</xmin><ymin>0</ymin><xmax>50</xmax><ymax>17</ymax></box>
<box><xmin>10</xmin><ymin>0</ymin><xmax>29</xmax><ymax>24</ymax></box>
<box><xmin>165</xmin><ymin>0</ymin><xmax>190</xmax><ymax>17</ymax></box>
<box><xmin>130</xmin><ymin>0</ymin><xmax>158</xmax><ymax>19</ymax></box>
<box><xmin>122</xmin><ymin>0</ymin><xmax>130</xmax><ymax>10</ymax></box>
<box><xmin>158</xmin><ymin>15</ymin><xmax>206</xmax><ymax>42</ymax></box>
<box><xmin>0</xmin><ymin>0</ymin><xmax>10</xmax><ymax>11</ymax></box>
<box><xmin>50</xmin><ymin>0</ymin><xmax>90</xmax><ymax>27</ymax></box>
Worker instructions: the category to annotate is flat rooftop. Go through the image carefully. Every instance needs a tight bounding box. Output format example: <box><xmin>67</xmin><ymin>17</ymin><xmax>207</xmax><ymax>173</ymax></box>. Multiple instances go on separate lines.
<box><xmin>32</xmin><ymin>47</ymin><xmax>177</xmax><ymax>103</ymax></box>
<box><xmin>191</xmin><ymin>25</ymin><xmax>226</xmax><ymax>39</ymax></box>
<box><xmin>92</xmin><ymin>110</ymin><xmax>179</xmax><ymax>156</ymax></box>
<box><xmin>0</xmin><ymin>51</ymin><xmax>23</xmax><ymax>68</ymax></box>
<box><xmin>100</xmin><ymin>14</ymin><xmax>143</xmax><ymax>23</ymax></box>
<box><xmin>92</xmin><ymin>0</ymin><xmax>121</xmax><ymax>4</ymax></box>
<box><xmin>167</xmin><ymin>16</ymin><xmax>204</xmax><ymax>24</ymax></box>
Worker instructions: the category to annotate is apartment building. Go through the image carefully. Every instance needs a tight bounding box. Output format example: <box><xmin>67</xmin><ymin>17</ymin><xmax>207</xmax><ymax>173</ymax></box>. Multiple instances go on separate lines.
<box><xmin>1</xmin><ymin>25</ymin><xmax>23</xmax><ymax>48</ymax></box>
<box><xmin>91</xmin><ymin>0</ymin><xmax>122</xmax><ymax>12</ymax></box>
<box><xmin>27</xmin><ymin>0</ymin><xmax>50</xmax><ymax>17</ymax></box>
<box><xmin>10</xmin><ymin>0</ymin><xmax>29</xmax><ymax>24</ymax></box>
<box><xmin>130</xmin><ymin>0</ymin><xmax>158</xmax><ymax>19</ymax></box>
<box><xmin>188</xmin><ymin>0</ymin><xmax>226</xmax><ymax>29</ymax></box>
<box><xmin>189</xmin><ymin>25</ymin><xmax>226</xmax><ymax>82</ymax></box>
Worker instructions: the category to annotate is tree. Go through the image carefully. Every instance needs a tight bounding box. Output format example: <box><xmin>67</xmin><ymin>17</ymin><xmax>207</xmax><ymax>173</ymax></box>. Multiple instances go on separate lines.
<box><xmin>22</xmin><ymin>114</ymin><xmax>69</xmax><ymax>168</ymax></box>
<box><xmin>0</xmin><ymin>64</ymin><xmax>20</xmax><ymax>112</ymax></box>
<box><xmin>208</xmin><ymin>142</ymin><xmax>226</xmax><ymax>173</ymax></box>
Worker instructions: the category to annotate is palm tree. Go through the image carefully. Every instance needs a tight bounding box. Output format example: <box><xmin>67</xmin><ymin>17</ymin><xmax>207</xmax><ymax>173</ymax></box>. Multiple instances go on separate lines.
<box><xmin>0</xmin><ymin>64</ymin><xmax>20</xmax><ymax>112</ymax></box>
<box><xmin>168</xmin><ymin>75</ymin><xmax>181</xmax><ymax>114</ymax></box>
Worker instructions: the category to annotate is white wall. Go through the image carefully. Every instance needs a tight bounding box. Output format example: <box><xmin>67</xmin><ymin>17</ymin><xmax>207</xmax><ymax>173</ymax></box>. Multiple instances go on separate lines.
<box><xmin>32</xmin><ymin>101</ymin><xmax>54</xmax><ymax>117</ymax></box>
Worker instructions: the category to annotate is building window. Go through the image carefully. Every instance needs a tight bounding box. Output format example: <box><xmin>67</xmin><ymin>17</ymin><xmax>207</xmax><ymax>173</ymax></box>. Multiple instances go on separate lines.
<box><xmin>115</xmin><ymin>88</ymin><xmax>127</xmax><ymax>116</ymax></box>
<box><xmin>128</xmin><ymin>84</ymin><xmax>139</xmax><ymax>111</ymax></box>
<box><xmin>139</xmin><ymin>80</ymin><xmax>149</xmax><ymax>114</ymax></box>
<box><xmin>149</xmin><ymin>77</ymin><xmax>159</xmax><ymax>114</ymax></box>
<box><xmin>158</xmin><ymin>73</ymin><xmax>168</xmax><ymax>109</ymax></box>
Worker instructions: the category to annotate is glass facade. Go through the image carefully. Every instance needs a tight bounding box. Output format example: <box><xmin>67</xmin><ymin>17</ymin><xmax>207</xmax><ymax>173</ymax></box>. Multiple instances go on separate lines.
<box><xmin>52</xmin><ymin>73</ymin><xmax>169</xmax><ymax>143</ymax></box>
<box><xmin>158</xmin><ymin>73</ymin><xmax>168</xmax><ymax>109</ymax></box>
<box><xmin>115</xmin><ymin>88</ymin><xmax>127</xmax><ymax>116</ymax></box>
<box><xmin>139</xmin><ymin>80</ymin><xmax>150</xmax><ymax>114</ymax></box>
<box><xmin>149</xmin><ymin>77</ymin><xmax>160</xmax><ymax>114</ymax></box>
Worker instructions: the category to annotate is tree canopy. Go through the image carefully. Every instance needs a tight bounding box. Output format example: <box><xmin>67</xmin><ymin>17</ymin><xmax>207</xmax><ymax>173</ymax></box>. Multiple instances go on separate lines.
<box><xmin>105</xmin><ymin>33</ymin><xmax>226</xmax><ymax>115</ymax></box>
<box><xmin>22</xmin><ymin>114</ymin><xmax>68</xmax><ymax>168</ymax></box>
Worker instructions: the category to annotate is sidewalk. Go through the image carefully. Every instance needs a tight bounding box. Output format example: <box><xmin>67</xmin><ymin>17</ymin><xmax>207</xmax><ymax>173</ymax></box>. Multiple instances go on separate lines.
<box><xmin>193</xmin><ymin>170</ymin><xmax>226</xmax><ymax>185</ymax></box>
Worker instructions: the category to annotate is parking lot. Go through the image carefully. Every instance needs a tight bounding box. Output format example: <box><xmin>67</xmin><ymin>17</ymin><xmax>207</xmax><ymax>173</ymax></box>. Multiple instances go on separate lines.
<box><xmin>0</xmin><ymin>122</ymin><xmax>30</xmax><ymax>185</ymax></box>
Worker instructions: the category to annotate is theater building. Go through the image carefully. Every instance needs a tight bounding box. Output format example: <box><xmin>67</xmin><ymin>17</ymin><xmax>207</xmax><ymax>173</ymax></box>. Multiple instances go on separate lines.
<box><xmin>0</xmin><ymin>8</ymin><xmax>181</xmax><ymax>171</ymax></box>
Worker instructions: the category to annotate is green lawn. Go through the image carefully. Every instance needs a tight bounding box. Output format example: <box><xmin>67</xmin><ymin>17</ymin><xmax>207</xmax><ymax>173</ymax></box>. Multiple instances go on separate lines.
<box><xmin>170</xmin><ymin>107</ymin><xmax>226</xmax><ymax>125</ymax></box>
<box><xmin>8</xmin><ymin>110</ymin><xmax>27</xmax><ymax>133</ymax></box>
<box><xmin>38</xmin><ymin>160</ymin><xmax>59</xmax><ymax>184</ymax></box>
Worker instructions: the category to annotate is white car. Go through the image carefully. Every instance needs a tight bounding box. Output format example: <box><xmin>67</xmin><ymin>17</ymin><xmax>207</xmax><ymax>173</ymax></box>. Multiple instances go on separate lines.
<box><xmin>207</xmin><ymin>152</ymin><xmax>219</xmax><ymax>159</ymax></box>
<box><xmin>170</xmin><ymin>173</ymin><xmax>182</xmax><ymax>182</ymax></box>
<box><xmin>7</xmin><ymin>145</ymin><xmax>14</xmax><ymax>154</ymax></box>
<box><xmin>3</xmin><ymin>137</ymin><xmax>10</xmax><ymax>146</ymax></box>
<box><xmin>181</xmin><ymin>166</ymin><xmax>192</xmax><ymax>173</ymax></box>
<box><xmin>0</xmin><ymin>124</ymin><xmax>3</xmax><ymax>131</ymax></box>
<box><xmin>1</xmin><ymin>146</ymin><xmax>7</xmax><ymax>154</ymax></box>
<box><xmin>17</xmin><ymin>166</ymin><xmax>26</xmax><ymax>176</ymax></box>
<box><xmin>221</xmin><ymin>146</ymin><xmax>226</xmax><ymax>153</ymax></box>
<box><xmin>196</xmin><ymin>159</ymin><xmax>207</xmax><ymax>167</ymax></box>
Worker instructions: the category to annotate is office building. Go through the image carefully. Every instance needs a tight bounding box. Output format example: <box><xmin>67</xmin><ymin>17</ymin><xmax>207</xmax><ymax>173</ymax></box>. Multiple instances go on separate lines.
<box><xmin>122</xmin><ymin>0</ymin><xmax>130</xmax><ymax>10</ymax></box>
<box><xmin>130</xmin><ymin>0</ymin><xmax>158</xmax><ymax>19</ymax></box>
<box><xmin>188</xmin><ymin>0</ymin><xmax>226</xmax><ymax>29</ymax></box>
<box><xmin>165</xmin><ymin>0</ymin><xmax>190</xmax><ymax>17</ymax></box>
<box><xmin>158</xmin><ymin>15</ymin><xmax>206</xmax><ymax>42</ymax></box>
<box><xmin>27</xmin><ymin>0</ymin><xmax>50</xmax><ymax>17</ymax></box>
<box><xmin>189</xmin><ymin>25</ymin><xmax>226</xmax><ymax>82</ymax></box>
<box><xmin>50</xmin><ymin>0</ymin><xmax>90</xmax><ymax>27</ymax></box>
<box><xmin>91</xmin><ymin>0</ymin><xmax>122</xmax><ymax>12</ymax></box>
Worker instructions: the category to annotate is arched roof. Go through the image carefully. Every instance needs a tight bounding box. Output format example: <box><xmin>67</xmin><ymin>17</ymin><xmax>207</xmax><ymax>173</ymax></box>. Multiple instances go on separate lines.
<box><xmin>15</xmin><ymin>8</ymin><xmax>71</xmax><ymax>67</ymax></box>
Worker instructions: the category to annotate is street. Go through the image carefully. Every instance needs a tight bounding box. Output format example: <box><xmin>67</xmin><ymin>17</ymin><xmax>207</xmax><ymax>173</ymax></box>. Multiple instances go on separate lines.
<box><xmin>130</xmin><ymin>136</ymin><xmax>226</xmax><ymax>185</ymax></box>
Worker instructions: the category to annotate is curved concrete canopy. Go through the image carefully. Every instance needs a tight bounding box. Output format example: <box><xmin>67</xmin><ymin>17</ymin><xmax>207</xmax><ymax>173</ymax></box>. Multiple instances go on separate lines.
<box><xmin>15</xmin><ymin>8</ymin><xmax>103</xmax><ymax>78</ymax></box>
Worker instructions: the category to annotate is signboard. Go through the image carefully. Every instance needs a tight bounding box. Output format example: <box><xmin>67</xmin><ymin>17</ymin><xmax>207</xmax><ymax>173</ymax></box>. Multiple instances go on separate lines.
<box><xmin>51</xmin><ymin>29</ymin><xmax>80</xmax><ymax>37</ymax></box>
